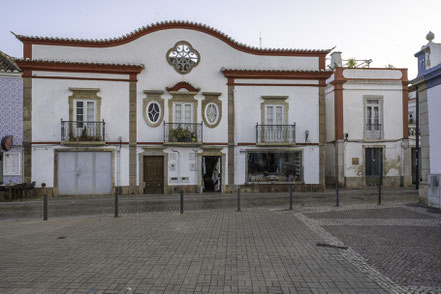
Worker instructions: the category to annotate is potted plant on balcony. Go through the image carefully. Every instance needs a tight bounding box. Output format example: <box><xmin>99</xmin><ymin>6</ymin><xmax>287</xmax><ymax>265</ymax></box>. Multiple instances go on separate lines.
<box><xmin>170</xmin><ymin>126</ymin><xmax>194</xmax><ymax>142</ymax></box>
<box><xmin>68</xmin><ymin>129</ymin><xmax>75</xmax><ymax>142</ymax></box>
<box><xmin>80</xmin><ymin>127</ymin><xmax>87</xmax><ymax>141</ymax></box>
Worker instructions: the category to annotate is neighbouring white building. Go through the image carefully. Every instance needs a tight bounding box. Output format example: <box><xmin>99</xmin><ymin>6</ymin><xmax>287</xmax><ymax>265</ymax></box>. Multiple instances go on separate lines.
<box><xmin>410</xmin><ymin>31</ymin><xmax>441</xmax><ymax>208</ymax></box>
<box><xmin>14</xmin><ymin>21</ymin><xmax>331</xmax><ymax>195</ymax></box>
<box><xmin>325</xmin><ymin>52</ymin><xmax>411</xmax><ymax>187</ymax></box>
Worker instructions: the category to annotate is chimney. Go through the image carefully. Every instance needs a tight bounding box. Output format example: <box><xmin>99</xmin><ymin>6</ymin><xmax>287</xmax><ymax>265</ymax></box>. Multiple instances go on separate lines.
<box><xmin>330</xmin><ymin>51</ymin><xmax>342</xmax><ymax>68</ymax></box>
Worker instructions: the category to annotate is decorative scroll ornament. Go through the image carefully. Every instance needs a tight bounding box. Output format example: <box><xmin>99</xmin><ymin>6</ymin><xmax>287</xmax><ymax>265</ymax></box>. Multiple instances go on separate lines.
<box><xmin>166</xmin><ymin>41</ymin><xmax>200</xmax><ymax>74</ymax></box>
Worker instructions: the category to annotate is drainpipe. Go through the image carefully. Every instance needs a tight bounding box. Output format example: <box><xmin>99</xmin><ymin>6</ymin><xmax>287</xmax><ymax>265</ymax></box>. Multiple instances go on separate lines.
<box><xmin>117</xmin><ymin>136</ymin><xmax>121</xmax><ymax>193</ymax></box>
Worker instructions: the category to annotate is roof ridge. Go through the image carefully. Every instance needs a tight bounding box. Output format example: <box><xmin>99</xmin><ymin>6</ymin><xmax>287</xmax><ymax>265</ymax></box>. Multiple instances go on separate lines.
<box><xmin>221</xmin><ymin>67</ymin><xmax>333</xmax><ymax>73</ymax></box>
<box><xmin>13</xmin><ymin>57</ymin><xmax>145</xmax><ymax>67</ymax></box>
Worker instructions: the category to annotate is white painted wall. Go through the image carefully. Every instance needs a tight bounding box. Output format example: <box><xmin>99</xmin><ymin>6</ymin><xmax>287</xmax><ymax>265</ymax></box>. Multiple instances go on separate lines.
<box><xmin>325</xmin><ymin>84</ymin><xmax>335</xmax><ymax>142</ymax></box>
<box><xmin>427</xmin><ymin>84</ymin><xmax>441</xmax><ymax>173</ymax></box>
<box><xmin>32</xmin><ymin>78</ymin><xmax>130</xmax><ymax>142</ymax></box>
<box><xmin>234</xmin><ymin>85</ymin><xmax>319</xmax><ymax>144</ymax></box>
<box><xmin>344</xmin><ymin>142</ymin><xmax>403</xmax><ymax>178</ymax></box>
<box><xmin>32</xmin><ymin>29</ymin><xmax>319</xmax><ymax>71</ymax></box>
<box><xmin>342</xmin><ymin>83</ymin><xmax>403</xmax><ymax>140</ymax></box>
<box><xmin>343</xmin><ymin>69</ymin><xmax>402</xmax><ymax>79</ymax></box>
<box><xmin>30</xmin><ymin>27</ymin><xmax>322</xmax><ymax>191</ymax></box>
<box><xmin>325</xmin><ymin>143</ymin><xmax>335</xmax><ymax>178</ymax></box>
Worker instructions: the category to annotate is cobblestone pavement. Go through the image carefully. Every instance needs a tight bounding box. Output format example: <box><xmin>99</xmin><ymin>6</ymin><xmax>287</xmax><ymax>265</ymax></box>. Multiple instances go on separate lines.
<box><xmin>298</xmin><ymin>204</ymin><xmax>441</xmax><ymax>294</ymax></box>
<box><xmin>1</xmin><ymin>187</ymin><xmax>440</xmax><ymax>293</ymax></box>
<box><xmin>1</xmin><ymin>209</ymin><xmax>387</xmax><ymax>294</ymax></box>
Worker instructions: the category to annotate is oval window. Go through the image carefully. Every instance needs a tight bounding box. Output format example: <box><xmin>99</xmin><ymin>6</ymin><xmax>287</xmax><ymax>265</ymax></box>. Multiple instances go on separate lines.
<box><xmin>147</xmin><ymin>102</ymin><xmax>161</xmax><ymax>124</ymax></box>
<box><xmin>205</xmin><ymin>103</ymin><xmax>219</xmax><ymax>125</ymax></box>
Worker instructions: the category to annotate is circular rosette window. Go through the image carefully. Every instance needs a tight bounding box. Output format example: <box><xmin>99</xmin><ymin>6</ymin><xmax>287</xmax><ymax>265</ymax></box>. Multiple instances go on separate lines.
<box><xmin>166</xmin><ymin>41</ymin><xmax>200</xmax><ymax>74</ymax></box>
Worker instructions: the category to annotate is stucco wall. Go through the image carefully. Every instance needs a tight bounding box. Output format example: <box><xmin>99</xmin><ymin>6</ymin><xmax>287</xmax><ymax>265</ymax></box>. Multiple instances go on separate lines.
<box><xmin>28</xmin><ymin>26</ymin><xmax>323</xmax><ymax>192</ymax></box>
<box><xmin>32</xmin><ymin>29</ymin><xmax>319</xmax><ymax>72</ymax></box>
<box><xmin>32</xmin><ymin>78</ymin><xmax>130</xmax><ymax>143</ymax></box>
<box><xmin>235</xmin><ymin>85</ymin><xmax>319</xmax><ymax>144</ymax></box>
<box><xmin>342</xmin><ymin>83</ymin><xmax>404</xmax><ymax>140</ymax></box>
<box><xmin>427</xmin><ymin>84</ymin><xmax>441</xmax><ymax>173</ymax></box>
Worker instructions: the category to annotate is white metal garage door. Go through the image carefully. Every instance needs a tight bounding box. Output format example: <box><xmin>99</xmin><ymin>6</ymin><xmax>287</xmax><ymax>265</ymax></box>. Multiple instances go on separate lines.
<box><xmin>58</xmin><ymin>151</ymin><xmax>112</xmax><ymax>195</ymax></box>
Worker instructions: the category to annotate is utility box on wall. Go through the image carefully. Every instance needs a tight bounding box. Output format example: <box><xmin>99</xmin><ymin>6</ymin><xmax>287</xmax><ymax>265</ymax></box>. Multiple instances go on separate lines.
<box><xmin>428</xmin><ymin>174</ymin><xmax>441</xmax><ymax>208</ymax></box>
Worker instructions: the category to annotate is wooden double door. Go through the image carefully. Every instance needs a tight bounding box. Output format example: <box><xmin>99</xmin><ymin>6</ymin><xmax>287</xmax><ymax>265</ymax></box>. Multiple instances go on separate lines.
<box><xmin>143</xmin><ymin>156</ymin><xmax>164</xmax><ymax>194</ymax></box>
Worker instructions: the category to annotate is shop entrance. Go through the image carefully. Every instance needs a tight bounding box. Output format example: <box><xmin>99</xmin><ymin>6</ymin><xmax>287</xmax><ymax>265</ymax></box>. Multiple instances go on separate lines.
<box><xmin>202</xmin><ymin>156</ymin><xmax>221</xmax><ymax>192</ymax></box>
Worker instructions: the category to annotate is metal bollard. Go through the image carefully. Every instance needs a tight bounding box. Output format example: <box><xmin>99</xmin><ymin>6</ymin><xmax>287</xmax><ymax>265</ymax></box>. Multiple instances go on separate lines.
<box><xmin>289</xmin><ymin>184</ymin><xmax>293</xmax><ymax>210</ymax></box>
<box><xmin>237</xmin><ymin>187</ymin><xmax>241</xmax><ymax>212</ymax></box>
<box><xmin>336</xmin><ymin>182</ymin><xmax>339</xmax><ymax>207</ymax></box>
<box><xmin>41</xmin><ymin>183</ymin><xmax>48</xmax><ymax>221</ymax></box>
<box><xmin>43</xmin><ymin>193</ymin><xmax>48</xmax><ymax>221</ymax></box>
<box><xmin>378</xmin><ymin>183</ymin><xmax>382</xmax><ymax>205</ymax></box>
<box><xmin>114</xmin><ymin>188</ymin><xmax>119</xmax><ymax>217</ymax></box>
<box><xmin>180</xmin><ymin>190</ymin><xmax>184</xmax><ymax>214</ymax></box>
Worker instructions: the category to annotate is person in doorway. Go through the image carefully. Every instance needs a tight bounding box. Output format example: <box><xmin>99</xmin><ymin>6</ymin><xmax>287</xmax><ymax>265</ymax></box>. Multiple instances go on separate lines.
<box><xmin>212</xmin><ymin>167</ymin><xmax>220</xmax><ymax>192</ymax></box>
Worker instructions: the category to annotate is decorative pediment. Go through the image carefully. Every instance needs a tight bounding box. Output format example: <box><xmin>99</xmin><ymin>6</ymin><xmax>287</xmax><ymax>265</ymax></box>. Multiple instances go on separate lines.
<box><xmin>166</xmin><ymin>81</ymin><xmax>200</xmax><ymax>93</ymax></box>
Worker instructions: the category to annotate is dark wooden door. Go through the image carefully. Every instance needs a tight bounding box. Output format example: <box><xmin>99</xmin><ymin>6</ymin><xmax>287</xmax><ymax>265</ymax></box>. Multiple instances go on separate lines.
<box><xmin>143</xmin><ymin>156</ymin><xmax>164</xmax><ymax>194</ymax></box>
<box><xmin>365</xmin><ymin>148</ymin><xmax>383</xmax><ymax>186</ymax></box>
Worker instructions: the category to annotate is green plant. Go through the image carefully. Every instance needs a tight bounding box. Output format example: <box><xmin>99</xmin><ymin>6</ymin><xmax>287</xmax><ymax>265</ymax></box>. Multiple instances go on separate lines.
<box><xmin>170</xmin><ymin>126</ymin><xmax>195</xmax><ymax>142</ymax></box>
<box><xmin>80</xmin><ymin>127</ymin><xmax>87</xmax><ymax>141</ymax></box>
<box><xmin>347</xmin><ymin>58</ymin><xmax>357</xmax><ymax>68</ymax></box>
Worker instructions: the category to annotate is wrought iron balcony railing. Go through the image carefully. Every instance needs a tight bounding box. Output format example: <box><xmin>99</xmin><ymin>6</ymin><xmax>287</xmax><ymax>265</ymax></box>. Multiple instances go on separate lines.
<box><xmin>61</xmin><ymin>120</ymin><xmax>105</xmax><ymax>143</ymax></box>
<box><xmin>365</xmin><ymin>123</ymin><xmax>381</xmax><ymax>139</ymax></box>
<box><xmin>256</xmin><ymin>124</ymin><xmax>296</xmax><ymax>144</ymax></box>
<box><xmin>164</xmin><ymin>122</ymin><xmax>203</xmax><ymax>144</ymax></box>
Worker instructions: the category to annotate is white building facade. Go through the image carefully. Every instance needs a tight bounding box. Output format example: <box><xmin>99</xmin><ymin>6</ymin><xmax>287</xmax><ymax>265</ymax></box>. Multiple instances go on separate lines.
<box><xmin>325</xmin><ymin>52</ymin><xmax>411</xmax><ymax>188</ymax></box>
<box><xmin>410</xmin><ymin>32</ymin><xmax>441</xmax><ymax>208</ymax></box>
<box><xmin>15</xmin><ymin>21</ymin><xmax>331</xmax><ymax>195</ymax></box>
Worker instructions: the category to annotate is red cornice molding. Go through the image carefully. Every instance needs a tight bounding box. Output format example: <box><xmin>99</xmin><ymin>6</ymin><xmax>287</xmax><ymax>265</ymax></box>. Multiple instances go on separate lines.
<box><xmin>166</xmin><ymin>81</ymin><xmax>200</xmax><ymax>92</ymax></box>
<box><xmin>15</xmin><ymin>21</ymin><xmax>331</xmax><ymax>57</ymax></box>
<box><xmin>15</xmin><ymin>59</ymin><xmax>144</xmax><ymax>80</ymax></box>
<box><xmin>221</xmin><ymin>69</ymin><xmax>332</xmax><ymax>80</ymax></box>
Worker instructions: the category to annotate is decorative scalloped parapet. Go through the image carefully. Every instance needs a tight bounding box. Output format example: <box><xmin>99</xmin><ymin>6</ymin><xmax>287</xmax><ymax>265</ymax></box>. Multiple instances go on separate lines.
<box><xmin>13</xmin><ymin>20</ymin><xmax>332</xmax><ymax>56</ymax></box>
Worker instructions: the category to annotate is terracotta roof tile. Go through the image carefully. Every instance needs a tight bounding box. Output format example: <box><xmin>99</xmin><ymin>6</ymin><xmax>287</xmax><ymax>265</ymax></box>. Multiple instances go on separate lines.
<box><xmin>0</xmin><ymin>50</ymin><xmax>21</xmax><ymax>72</ymax></box>
<box><xmin>13</xmin><ymin>20</ymin><xmax>332</xmax><ymax>55</ymax></box>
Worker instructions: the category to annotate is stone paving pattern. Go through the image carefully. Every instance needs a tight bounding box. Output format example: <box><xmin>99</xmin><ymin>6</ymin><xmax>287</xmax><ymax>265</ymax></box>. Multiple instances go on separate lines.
<box><xmin>1</xmin><ymin>187</ymin><xmax>440</xmax><ymax>293</ymax></box>
<box><xmin>1</xmin><ymin>209</ymin><xmax>386</xmax><ymax>294</ymax></box>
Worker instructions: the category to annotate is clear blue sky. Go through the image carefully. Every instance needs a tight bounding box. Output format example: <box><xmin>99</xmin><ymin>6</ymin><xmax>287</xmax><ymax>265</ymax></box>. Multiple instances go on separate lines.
<box><xmin>1</xmin><ymin>0</ymin><xmax>440</xmax><ymax>79</ymax></box>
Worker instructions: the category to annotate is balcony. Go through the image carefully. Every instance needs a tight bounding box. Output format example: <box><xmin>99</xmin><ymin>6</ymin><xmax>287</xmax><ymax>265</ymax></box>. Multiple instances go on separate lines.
<box><xmin>61</xmin><ymin>120</ymin><xmax>106</xmax><ymax>144</ymax></box>
<box><xmin>164</xmin><ymin>122</ymin><xmax>203</xmax><ymax>145</ymax></box>
<box><xmin>256</xmin><ymin>124</ymin><xmax>296</xmax><ymax>145</ymax></box>
<box><xmin>365</xmin><ymin>123</ymin><xmax>381</xmax><ymax>139</ymax></box>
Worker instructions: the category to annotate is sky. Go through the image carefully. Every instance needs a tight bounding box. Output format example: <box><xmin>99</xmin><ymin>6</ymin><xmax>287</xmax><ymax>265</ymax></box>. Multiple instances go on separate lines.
<box><xmin>1</xmin><ymin>0</ymin><xmax>440</xmax><ymax>79</ymax></box>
